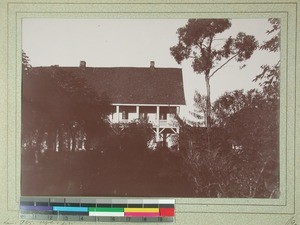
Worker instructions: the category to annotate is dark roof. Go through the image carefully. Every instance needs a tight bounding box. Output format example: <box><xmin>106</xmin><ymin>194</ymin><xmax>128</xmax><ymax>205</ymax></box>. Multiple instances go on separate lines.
<box><xmin>29</xmin><ymin>66</ymin><xmax>186</xmax><ymax>105</ymax></box>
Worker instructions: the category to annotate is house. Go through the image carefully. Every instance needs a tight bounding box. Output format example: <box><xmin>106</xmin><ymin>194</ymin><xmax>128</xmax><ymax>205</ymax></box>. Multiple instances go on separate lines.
<box><xmin>28</xmin><ymin>61</ymin><xmax>186</xmax><ymax>148</ymax></box>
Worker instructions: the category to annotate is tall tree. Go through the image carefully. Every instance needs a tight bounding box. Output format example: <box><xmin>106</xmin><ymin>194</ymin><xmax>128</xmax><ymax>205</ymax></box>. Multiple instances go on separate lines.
<box><xmin>170</xmin><ymin>19</ymin><xmax>258</xmax><ymax>149</ymax></box>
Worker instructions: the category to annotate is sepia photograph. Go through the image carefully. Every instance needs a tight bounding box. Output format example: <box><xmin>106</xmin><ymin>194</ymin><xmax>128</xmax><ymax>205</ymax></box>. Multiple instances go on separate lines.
<box><xmin>21</xmin><ymin>18</ymin><xmax>280</xmax><ymax>198</ymax></box>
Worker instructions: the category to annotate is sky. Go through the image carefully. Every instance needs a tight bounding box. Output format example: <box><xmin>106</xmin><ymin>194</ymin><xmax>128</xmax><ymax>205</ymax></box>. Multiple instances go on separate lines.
<box><xmin>22</xmin><ymin>18</ymin><xmax>280</xmax><ymax>120</ymax></box>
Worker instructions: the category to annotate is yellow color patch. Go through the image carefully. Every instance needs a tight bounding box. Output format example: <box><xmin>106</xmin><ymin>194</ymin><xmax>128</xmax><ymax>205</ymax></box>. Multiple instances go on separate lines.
<box><xmin>124</xmin><ymin>208</ymin><xmax>159</xmax><ymax>213</ymax></box>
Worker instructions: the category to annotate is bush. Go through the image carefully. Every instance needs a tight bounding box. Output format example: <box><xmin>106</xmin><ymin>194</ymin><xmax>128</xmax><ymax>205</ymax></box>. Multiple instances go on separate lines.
<box><xmin>177</xmin><ymin>101</ymin><xmax>279</xmax><ymax>198</ymax></box>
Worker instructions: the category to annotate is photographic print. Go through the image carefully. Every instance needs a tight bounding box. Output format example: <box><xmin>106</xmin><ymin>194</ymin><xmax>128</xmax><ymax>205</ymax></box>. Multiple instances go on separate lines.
<box><xmin>21</xmin><ymin>18</ymin><xmax>280</xmax><ymax>198</ymax></box>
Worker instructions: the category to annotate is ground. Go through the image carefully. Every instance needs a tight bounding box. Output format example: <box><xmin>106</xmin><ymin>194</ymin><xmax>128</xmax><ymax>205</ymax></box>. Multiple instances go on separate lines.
<box><xmin>21</xmin><ymin>149</ymin><xmax>194</xmax><ymax>197</ymax></box>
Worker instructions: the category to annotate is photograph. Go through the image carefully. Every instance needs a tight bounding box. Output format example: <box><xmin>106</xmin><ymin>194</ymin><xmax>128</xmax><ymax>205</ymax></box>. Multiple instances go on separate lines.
<box><xmin>21</xmin><ymin>18</ymin><xmax>280</xmax><ymax>198</ymax></box>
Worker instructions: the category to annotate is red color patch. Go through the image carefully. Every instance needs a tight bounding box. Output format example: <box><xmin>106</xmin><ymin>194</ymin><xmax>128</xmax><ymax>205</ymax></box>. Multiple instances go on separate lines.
<box><xmin>159</xmin><ymin>208</ymin><xmax>174</xmax><ymax>217</ymax></box>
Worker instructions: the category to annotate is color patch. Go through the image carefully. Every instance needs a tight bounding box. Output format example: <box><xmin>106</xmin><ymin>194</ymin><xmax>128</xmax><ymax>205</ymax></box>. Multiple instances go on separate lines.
<box><xmin>52</xmin><ymin>206</ymin><xmax>88</xmax><ymax>212</ymax></box>
<box><xmin>159</xmin><ymin>208</ymin><xmax>175</xmax><ymax>217</ymax></box>
<box><xmin>20</xmin><ymin>206</ymin><xmax>53</xmax><ymax>211</ymax></box>
<box><xmin>124</xmin><ymin>208</ymin><xmax>159</xmax><ymax>213</ymax></box>
<box><xmin>89</xmin><ymin>207</ymin><xmax>123</xmax><ymax>212</ymax></box>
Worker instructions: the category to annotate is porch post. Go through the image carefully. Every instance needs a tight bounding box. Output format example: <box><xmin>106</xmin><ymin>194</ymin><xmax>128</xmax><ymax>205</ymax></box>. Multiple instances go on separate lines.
<box><xmin>156</xmin><ymin>106</ymin><xmax>160</xmax><ymax>142</ymax></box>
<box><xmin>175</xmin><ymin>106</ymin><xmax>180</xmax><ymax>134</ymax></box>
<box><xmin>116</xmin><ymin>105</ymin><xmax>120</xmax><ymax>123</ymax></box>
<box><xmin>136</xmin><ymin>106</ymin><xmax>140</xmax><ymax>119</ymax></box>
<box><xmin>176</xmin><ymin>106</ymin><xmax>180</xmax><ymax>115</ymax></box>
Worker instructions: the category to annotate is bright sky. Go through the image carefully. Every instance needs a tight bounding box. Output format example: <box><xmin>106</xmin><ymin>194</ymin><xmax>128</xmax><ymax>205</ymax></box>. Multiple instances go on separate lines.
<box><xmin>22</xmin><ymin>19</ymin><xmax>280</xmax><ymax>120</ymax></box>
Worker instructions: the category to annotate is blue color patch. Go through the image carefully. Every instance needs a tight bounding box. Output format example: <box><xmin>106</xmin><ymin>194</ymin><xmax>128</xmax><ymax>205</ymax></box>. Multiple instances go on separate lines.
<box><xmin>53</xmin><ymin>206</ymin><xmax>88</xmax><ymax>212</ymax></box>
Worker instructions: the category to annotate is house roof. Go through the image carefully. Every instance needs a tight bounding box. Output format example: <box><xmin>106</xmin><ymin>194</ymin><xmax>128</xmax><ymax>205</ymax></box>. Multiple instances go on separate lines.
<box><xmin>29</xmin><ymin>66</ymin><xmax>186</xmax><ymax>105</ymax></box>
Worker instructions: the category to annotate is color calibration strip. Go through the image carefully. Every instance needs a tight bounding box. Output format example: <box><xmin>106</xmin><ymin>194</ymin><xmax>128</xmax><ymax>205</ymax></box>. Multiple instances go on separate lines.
<box><xmin>20</xmin><ymin>197</ymin><xmax>175</xmax><ymax>222</ymax></box>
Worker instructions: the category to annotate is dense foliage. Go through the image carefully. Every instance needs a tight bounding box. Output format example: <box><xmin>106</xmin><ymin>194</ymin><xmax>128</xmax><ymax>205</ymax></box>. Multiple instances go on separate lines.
<box><xmin>179</xmin><ymin>86</ymin><xmax>279</xmax><ymax>198</ymax></box>
<box><xmin>22</xmin><ymin>60</ymin><xmax>113</xmax><ymax>156</ymax></box>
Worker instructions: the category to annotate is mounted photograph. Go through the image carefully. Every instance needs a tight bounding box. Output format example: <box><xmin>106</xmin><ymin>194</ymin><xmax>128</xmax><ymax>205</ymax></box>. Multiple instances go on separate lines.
<box><xmin>21</xmin><ymin>18</ymin><xmax>280</xmax><ymax>198</ymax></box>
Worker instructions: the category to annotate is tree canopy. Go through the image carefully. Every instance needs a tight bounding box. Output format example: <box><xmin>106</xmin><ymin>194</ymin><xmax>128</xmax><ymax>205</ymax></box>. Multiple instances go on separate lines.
<box><xmin>22</xmin><ymin>53</ymin><xmax>113</xmax><ymax>153</ymax></box>
<box><xmin>253</xmin><ymin>19</ymin><xmax>280</xmax><ymax>88</ymax></box>
<box><xmin>170</xmin><ymin>19</ymin><xmax>258</xmax><ymax>150</ymax></box>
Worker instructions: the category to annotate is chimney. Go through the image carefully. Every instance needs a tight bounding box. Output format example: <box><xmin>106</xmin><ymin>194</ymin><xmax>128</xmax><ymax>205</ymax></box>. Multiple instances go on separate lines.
<box><xmin>150</xmin><ymin>61</ymin><xmax>155</xmax><ymax>68</ymax></box>
<box><xmin>80</xmin><ymin>60</ymin><xmax>86</xmax><ymax>68</ymax></box>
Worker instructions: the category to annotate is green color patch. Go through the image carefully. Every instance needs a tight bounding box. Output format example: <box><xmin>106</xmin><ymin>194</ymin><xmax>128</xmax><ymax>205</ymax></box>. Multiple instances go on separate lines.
<box><xmin>89</xmin><ymin>207</ymin><xmax>124</xmax><ymax>212</ymax></box>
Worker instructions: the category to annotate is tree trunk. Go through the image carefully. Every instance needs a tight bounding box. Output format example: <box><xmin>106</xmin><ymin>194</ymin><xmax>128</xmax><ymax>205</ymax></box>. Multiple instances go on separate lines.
<box><xmin>34</xmin><ymin>128</ymin><xmax>44</xmax><ymax>164</ymax></box>
<box><xmin>47</xmin><ymin>129</ymin><xmax>56</xmax><ymax>152</ymax></box>
<box><xmin>58</xmin><ymin>125</ymin><xmax>64</xmax><ymax>152</ymax></box>
<box><xmin>70</xmin><ymin>129</ymin><xmax>76</xmax><ymax>152</ymax></box>
<box><xmin>29</xmin><ymin>129</ymin><xmax>38</xmax><ymax>152</ymax></box>
<box><xmin>35</xmin><ymin>128</ymin><xmax>44</xmax><ymax>153</ymax></box>
<box><xmin>55</xmin><ymin>129</ymin><xmax>59</xmax><ymax>152</ymax></box>
<box><xmin>205</xmin><ymin>74</ymin><xmax>211</xmax><ymax>151</ymax></box>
